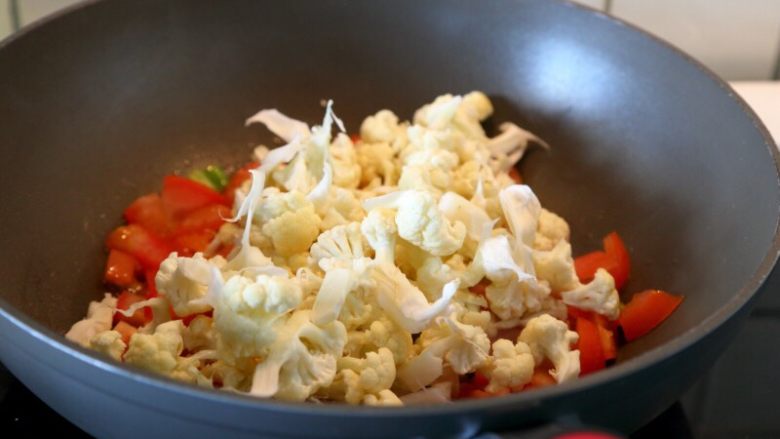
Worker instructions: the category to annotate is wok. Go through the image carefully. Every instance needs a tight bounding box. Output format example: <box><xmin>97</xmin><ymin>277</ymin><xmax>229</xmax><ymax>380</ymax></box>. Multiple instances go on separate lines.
<box><xmin>0</xmin><ymin>0</ymin><xmax>777</xmax><ymax>437</ymax></box>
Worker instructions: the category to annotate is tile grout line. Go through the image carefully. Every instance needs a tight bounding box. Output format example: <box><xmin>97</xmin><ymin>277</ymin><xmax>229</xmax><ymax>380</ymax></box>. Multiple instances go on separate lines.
<box><xmin>8</xmin><ymin>0</ymin><xmax>19</xmax><ymax>32</ymax></box>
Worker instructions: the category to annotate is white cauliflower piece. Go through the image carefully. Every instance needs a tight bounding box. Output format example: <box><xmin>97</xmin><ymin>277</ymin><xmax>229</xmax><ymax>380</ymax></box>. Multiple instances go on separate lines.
<box><xmin>344</xmin><ymin>317</ymin><xmax>413</xmax><ymax>365</ymax></box>
<box><xmin>89</xmin><ymin>330</ymin><xmax>126</xmax><ymax>361</ymax></box>
<box><xmin>518</xmin><ymin>314</ymin><xmax>580</xmax><ymax>383</ymax></box>
<box><xmin>399</xmin><ymin>306</ymin><xmax>491</xmax><ymax>391</ymax></box>
<box><xmin>533</xmin><ymin>240</ymin><xmax>580</xmax><ymax>292</ymax></box>
<box><xmin>155</xmin><ymin>252</ymin><xmax>213</xmax><ymax>317</ymax></box>
<box><xmin>534</xmin><ymin>208</ymin><xmax>571</xmax><ymax>251</ymax></box>
<box><xmin>437</xmin><ymin>191</ymin><xmax>493</xmax><ymax>244</ymax></box>
<box><xmin>499</xmin><ymin>184</ymin><xmax>541</xmax><ymax>250</ymax></box>
<box><xmin>329</xmin><ymin>133</ymin><xmax>361</xmax><ymax>189</ymax></box>
<box><xmin>66</xmin><ymin>294</ymin><xmax>116</xmax><ymax>347</ymax></box>
<box><xmin>365</xmin><ymin>190</ymin><xmax>466</xmax><ymax>256</ymax></box>
<box><xmin>363</xmin><ymin>389</ymin><xmax>403</xmax><ymax>406</ymax></box>
<box><xmin>245</xmin><ymin>108</ymin><xmax>310</xmax><ymax>142</ymax></box>
<box><xmin>561</xmin><ymin>268</ymin><xmax>621</xmax><ymax>320</ymax></box>
<box><xmin>310</xmin><ymin>222</ymin><xmax>370</xmax><ymax>268</ymax></box>
<box><xmin>318</xmin><ymin>187</ymin><xmax>365</xmax><ymax>231</ymax></box>
<box><xmin>256</xmin><ymin>190</ymin><xmax>322</xmax><ymax>257</ymax></box>
<box><xmin>213</xmin><ymin>272</ymin><xmax>303</xmax><ymax>361</ymax></box>
<box><xmin>251</xmin><ymin>310</ymin><xmax>347</xmax><ymax>401</ymax></box>
<box><xmin>361</xmin><ymin>109</ymin><xmax>403</xmax><ymax>144</ymax></box>
<box><xmin>413</xmin><ymin>94</ymin><xmax>462</xmax><ymax>130</ymax></box>
<box><xmin>356</xmin><ymin>141</ymin><xmax>398</xmax><ymax>187</ymax></box>
<box><xmin>369</xmin><ymin>263</ymin><xmax>458</xmax><ymax>333</ymax></box>
<box><xmin>360</xmin><ymin>208</ymin><xmax>397</xmax><ymax>264</ymax></box>
<box><xmin>482</xmin><ymin>339</ymin><xmax>534</xmax><ymax>392</ymax></box>
<box><xmin>337</xmin><ymin>348</ymin><xmax>399</xmax><ymax>405</ymax></box>
<box><xmin>124</xmin><ymin>320</ymin><xmax>186</xmax><ymax>374</ymax></box>
<box><xmin>183</xmin><ymin>315</ymin><xmax>216</xmax><ymax>352</ymax></box>
<box><xmin>487</xmin><ymin>122</ymin><xmax>549</xmax><ymax>174</ymax></box>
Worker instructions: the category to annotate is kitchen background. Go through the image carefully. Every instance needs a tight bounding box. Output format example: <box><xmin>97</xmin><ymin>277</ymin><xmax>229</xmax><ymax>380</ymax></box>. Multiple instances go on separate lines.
<box><xmin>1</xmin><ymin>1</ymin><xmax>779</xmax><ymax>438</ymax></box>
<box><xmin>2</xmin><ymin>0</ymin><xmax>780</xmax><ymax>81</ymax></box>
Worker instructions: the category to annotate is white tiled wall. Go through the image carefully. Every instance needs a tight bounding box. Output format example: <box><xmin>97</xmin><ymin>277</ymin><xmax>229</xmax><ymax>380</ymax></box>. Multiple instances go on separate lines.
<box><xmin>1</xmin><ymin>0</ymin><xmax>779</xmax><ymax>80</ymax></box>
<box><xmin>17</xmin><ymin>0</ymin><xmax>83</xmax><ymax>27</ymax></box>
<box><xmin>0</xmin><ymin>0</ymin><xmax>11</xmax><ymax>41</ymax></box>
<box><xmin>611</xmin><ymin>0</ymin><xmax>780</xmax><ymax>80</ymax></box>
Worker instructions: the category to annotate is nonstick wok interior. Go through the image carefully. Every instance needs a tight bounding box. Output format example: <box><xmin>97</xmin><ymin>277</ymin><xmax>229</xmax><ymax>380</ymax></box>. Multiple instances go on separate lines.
<box><xmin>0</xmin><ymin>0</ymin><xmax>777</xmax><ymax>435</ymax></box>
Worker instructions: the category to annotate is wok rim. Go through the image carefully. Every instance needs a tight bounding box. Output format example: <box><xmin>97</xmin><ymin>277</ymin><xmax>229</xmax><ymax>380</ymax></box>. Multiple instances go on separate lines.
<box><xmin>0</xmin><ymin>0</ymin><xmax>778</xmax><ymax>426</ymax></box>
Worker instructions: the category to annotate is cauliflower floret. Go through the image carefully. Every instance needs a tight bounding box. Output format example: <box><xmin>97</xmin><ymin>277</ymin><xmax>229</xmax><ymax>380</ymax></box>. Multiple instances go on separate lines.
<box><xmin>66</xmin><ymin>294</ymin><xmax>117</xmax><ymax>347</ymax></box>
<box><xmin>311</xmin><ymin>222</ymin><xmax>370</xmax><ymax>268</ymax></box>
<box><xmin>344</xmin><ymin>317</ymin><xmax>413</xmax><ymax>365</ymax></box>
<box><xmin>533</xmin><ymin>240</ymin><xmax>580</xmax><ymax>292</ymax></box>
<box><xmin>360</xmin><ymin>208</ymin><xmax>397</xmax><ymax>264</ymax></box>
<box><xmin>156</xmin><ymin>252</ymin><xmax>213</xmax><ymax>317</ymax></box>
<box><xmin>363</xmin><ymin>389</ymin><xmax>403</xmax><ymax>406</ymax></box>
<box><xmin>124</xmin><ymin>320</ymin><xmax>186</xmax><ymax>374</ymax></box>
<box><xmin>415</xmin><ymin>256</ymin><xmax>459</xmax><ymax>302</ymax></box>
<box><xmin>399</xmin><ymin>305</ymin><xmax>491</xmax><ymax>391</ymax></box>
<box><xmin>89</xmin><ymin>330</ymin><xmax>126</xmax><ymax>361</ymax></box>
<box><xmin>487</xmin><ymin>122</ymin><xmax>549</xmax><ymax>174</ymax></box>
<box><xmin>482</xmin><ymin>339</ymin><xmax>534</xmax><ymax>393</ymax></box>
<box><xmin>518</xmin><ymin>314</ymin><xmax>580</xmax><ymax>383</ymax></box>
<box><xmin>369</xmin><ymin>262</ymin><xmax>458</xmax><ymax>334</ymax></box>
<box><xmin>360</xmin><ymin>109</ymin><xmax>403</xmax><ymax>144</ymax></box>
<box><xmin>251</xmin><ymin>309</ymin><xmax>347</xmax><ymax>401</ymax></box>
<box><xmin>329</xmin><ymin>133</ymin><xmax>361</xmax><ymax>189</ymax></box>
<box><xmin>561</xmin><ymin>268</ymin><xmax>621</xmax><ymax>320</ymax></box>
<box><xmin>534</xmin><ymin>208</ymin><xmax>570</xmax><ymax>251</ymax></box>
<box><xmin>183</xmin><ymin>315</ymin><xmax>216</xmax><ymax>352</ymax></box>
<box><xmin>356</xmin><ymin>141</ymin><xmax>398</xmax><ymax>187</ymax></box>
<box><xmin>365</xmin><ymin>190</ymin><xmax>466</xmax><ymax>256</ymax></box>
<box><xmin>213</xmin><ymin>273</ymin><xmax>303</xmax><ymax>361</ymax></box>
<box><xmin>400</xmin><ymin>148</ymin><xmax>459</xmax><ymax>193</ymax></box>
<box><xmin>254</xmin><ymin>189</ymin><xmax>322</xmax><ymax>256</ymax></box>
<box><xmin>337</xmin><ymin>348</ymin><xmax>399</xmax><ymax>405</ymax></box>
<box><xmin>413</xmin><ymin>94</ymin><xmax>462</xmax><ymax>130</ymax></box>
<box><xmin>318</xmin><ymin>187</ymin><xmax>365</xmax><ymax>231</ymax></box>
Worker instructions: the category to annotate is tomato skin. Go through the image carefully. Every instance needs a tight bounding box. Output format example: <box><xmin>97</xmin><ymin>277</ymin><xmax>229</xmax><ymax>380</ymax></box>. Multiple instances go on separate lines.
<box><xmin>124</xmin><ymin>193</ymin><xmax>172</xmax><ymax>237</ymax></box>
<box><xmin>115</xmin><ymin>291</ymin><xmax>152</xmax><ymax>327</ymax></box>
<box><xmin>619</xmin><ymin>289</ymin><xmax>683</xmax><ymax>341</ymax></box>
<box><xmin>161</xmin><ymin>175</ymin><xmax>227</xmax><ymax>218</ymax></box>
<box><xmin>106</xmin><ymin>224</ymin><xmax>174</xmax><ymax>270</ymax></box>
<box><xmin>223</xmin><ymin>162</ymin><xmax>259</xmax><ymax>204</ymax></box>
<box><xmin>176</xmin><ymin>204</ymin><xmax>231</xmax><ymax>234</ymax></box>
<box><xmin>104</xmin><ymin>249</ymin><xmax>140</xmax><ymax>287</ymax></box>
<box><xmin>574</xmin><ymin>231</ymin><xmax>631</xmax><ymax>290</ymax></box>
<box><xmin>508</xmin><ymin>167</ymin><xmax>523</xmax><ymax>184</ymax></box>
<box><xmin>594</xmin><ymin>315</ymin><xmax>617</xmax><ymax>361</ymax></box>
<box><xmin>468</xmin><ymin>279</ymin><xmax>490</xmax><ymax>296</ymax></box>
<box><xmin>525</xmin><ymin>368</ymin><xmax>557</xmax><ymax>390</ymax></box>
<box><xmin>113</xmin><ymin>321</ymin><xmax>137</xmax><ymax>345</ymax></box>
<box><xmin>576</xmin><ymin>317</ymin><xmax>606</xmax><ymax>375</ymax></box>
<box><xmin>602</xmin><ymin>232</ymin><xmax>630</xmax><ymax>289</ymax></box>
<box><xmin>174</xmin><ymin>229</ymin><xmax>216</xmax><ymax>256</ymax></box>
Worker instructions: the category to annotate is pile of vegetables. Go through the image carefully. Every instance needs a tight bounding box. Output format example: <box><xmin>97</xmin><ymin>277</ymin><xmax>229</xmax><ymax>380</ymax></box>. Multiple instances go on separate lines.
<box><xmin>67</xmin><ymin>93</ymin><xmax>681</xmax><ymax>405</ymax></box>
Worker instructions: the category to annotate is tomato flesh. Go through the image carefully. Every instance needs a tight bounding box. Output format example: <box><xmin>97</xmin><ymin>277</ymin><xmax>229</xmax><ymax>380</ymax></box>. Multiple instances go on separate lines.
<box><xmin>106</xmin><ymin>224</ymin><xmax>173</xmax><ymax>270</ymax></box>
<box><xmin>115</xmin><ymin>291</ymin><xmax>152</xmax><ymax>327</ymax></box>
<box><xmin>619</xmin><ymin>289</ymin><xmax>683</xmax><ymax>341</ymax></box>
<box><xmin>576</xmin><ymin>317</ymin><xmax>606</xmax><ymax>375</ymax></box>
<box><xmin>104</xmin><ymin>249</ymin><xmax>139</xmax><ymax>287</ymax></box>
<box><xmin>162</xmin><ymin>175</ymin><xmax>227</xmax><ymax>218</ymax></box>
<box><xmin>124</xmin><ymin>193</ymin><xmax>172</xmax><ymax>237</ymax></box>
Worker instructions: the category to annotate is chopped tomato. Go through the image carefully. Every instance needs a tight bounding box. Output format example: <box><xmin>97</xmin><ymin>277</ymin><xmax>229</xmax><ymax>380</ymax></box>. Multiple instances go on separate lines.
<box><xmin>176</xmin><ymin>204</ymin><xmax>230</xmax><ymax>234</ymax></box>
<box><xmin>145</xmin><ymin>269</ymin><xmax>159</xmax><ymax>299</ymax></box>
<box><xmin>508</xmin><ymin>167</ymin><xmax>523</xmax><ymax>184</ymax></box>
<box><xmin>106</xmin><ymin>224</ymin><xmax>174</xmax><ymax>270</ymax></box>
<box><xmin>525</xmin><ymin>368</ymin><xmax>556</xmax><ymax>390</ymax></box>
<box><xmin>161</xmin><ymin>175</ymin><xmax>227</xmax><ymax>218</ymax></box>
<box><xmin>349</xmin><ymin>134</ymin><xmax>361</xmax><ymax>144</ymax></box>
<box><xmin>113</xmin><ymin>321</ymin><xmax>137</xmax><ymax>345</ymax></box>
<box><xmin>115</xmin><ymin>291</ymin><xmax>152</xmax><ymax>327</ymax></box>
<box><xmin>576</xmin><ymin>317</ymin><xmax>605</xmax><ymax>375</ymax></box>
<box><xmin>574</xmin><ymin>231</ymin><xmax>631</xmax><ymax>290</ymax></box>
<box><xmin>456</xmin><ymin>372</ymin><xmax>490</xmax><ymax>398</ymax></box>
<box><xmin>593</xmin><ymin>314</ymin><xmax>617</xmax><ymax>361</ymax></box>
<box><xmin>468</xmin><ymin>279</ymin><xmax>490</xmax><ymax>296</ymax></box>
<box><xmin>223</xmin><ymin>162</ymin><xmax>259</xmax><ymax>204</ymax></box>
<box><xmin>104</xmin><ymin>249</ymin><xmax>139</xmax><ymax>287</ymax></box>
<box><xmin>123</xmin><ymin>193</ymin><xmax>172</xmax><ymax>237</ymax></box>
<box><xmin>602</xmin><ymin>232</ymin><xmax>630</xmax><ymax>289</ymax></box>
<box><xmin>174</xmin><ymin>229</ymin><xmax>216</xmax><ymax>256</ymax></box>
<box><xmin>619</xmin><ymin>289</ymin><xmax>683</xmax><ymax>341</ymax></box>
<box><xmin>566</xmin><ymin>305</ymin><xmax>594</xmax><ymax>322</ymax></box>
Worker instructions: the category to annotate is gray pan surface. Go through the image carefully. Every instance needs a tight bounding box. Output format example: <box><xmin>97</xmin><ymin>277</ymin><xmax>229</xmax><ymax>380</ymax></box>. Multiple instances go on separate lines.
<box><xmin>0</xmin><ymin>0</ymin><xmax>778</xmax><ymax>437</ymax></box>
